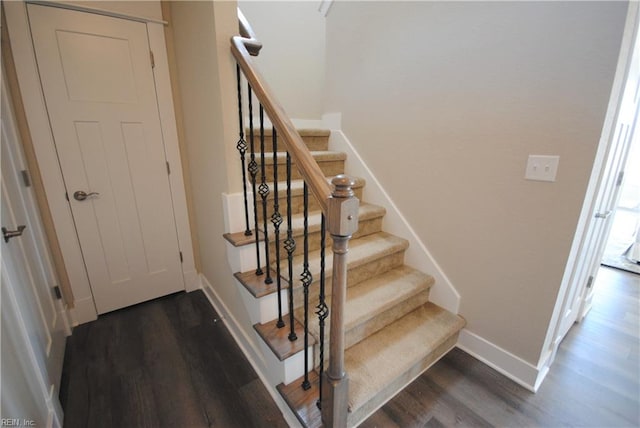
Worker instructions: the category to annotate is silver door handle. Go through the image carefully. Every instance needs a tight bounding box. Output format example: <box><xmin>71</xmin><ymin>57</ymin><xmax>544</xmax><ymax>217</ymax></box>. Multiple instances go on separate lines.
<box><xmin>2</xmin><ymin>225</ymin><xmax>27</xmax><ymax>243</ymax></box>
<box><xmin>595</xmin><ymin>210</ymin><xmax>612</xmax><ymax>219</ymax></box>
<box><xmin>73</xmin><ymin>191</ymin><xmax>100</xmax><ymax>201</ymax></box>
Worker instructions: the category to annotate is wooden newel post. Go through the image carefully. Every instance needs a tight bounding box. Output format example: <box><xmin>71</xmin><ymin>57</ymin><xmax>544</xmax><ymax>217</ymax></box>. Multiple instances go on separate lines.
<box><xmin>322</xmin><ymin>175</ymin><xmax>359</xmax><ymax>428</ymax></box>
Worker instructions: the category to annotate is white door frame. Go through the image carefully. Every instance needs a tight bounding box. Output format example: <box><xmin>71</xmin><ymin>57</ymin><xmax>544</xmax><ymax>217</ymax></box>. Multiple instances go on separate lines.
<box><xmin>1</xmin><ymin>58</ymin><xmax>68</xmax><ymax>428</ymax></box>
<box><xmin>536</xmin><ymin>2</ymin><xmax>639</xmax><ymax>389</ymax></box>
<box><xmin>5</xmin><ymin>0</ymin><xmax>198</xmax><ymax>325</ymax></box>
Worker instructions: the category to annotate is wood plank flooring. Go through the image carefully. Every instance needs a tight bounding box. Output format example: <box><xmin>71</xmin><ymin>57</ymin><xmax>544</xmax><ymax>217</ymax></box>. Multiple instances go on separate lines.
<box><xmin>362</xmin><ymin>267</ymin><xmax>640</xmax><ymax>427</ymax></box>
<box><xmin>59</xmin><ymin>290</ymin><xmax>287</xmax><ymax>428</ymax></box>
<box><xmin>60</xmin><ymin>267</ymin><xmax>639</xmax><ymax>427</ymax></box>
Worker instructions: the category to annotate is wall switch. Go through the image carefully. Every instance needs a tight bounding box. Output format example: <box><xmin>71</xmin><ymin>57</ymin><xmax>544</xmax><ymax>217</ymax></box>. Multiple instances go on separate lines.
<box><xmin>525</xmin><ymin>155</ymin><xmax>560</xmax><ymax>182</ymax></box>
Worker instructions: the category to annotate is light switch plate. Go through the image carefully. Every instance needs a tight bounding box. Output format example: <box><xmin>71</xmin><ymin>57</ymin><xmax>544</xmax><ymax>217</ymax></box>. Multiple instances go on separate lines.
<box><xmin>525</xmin><ymin>155</ymin><xmax>560</xmax><ymax>182</ymax></box>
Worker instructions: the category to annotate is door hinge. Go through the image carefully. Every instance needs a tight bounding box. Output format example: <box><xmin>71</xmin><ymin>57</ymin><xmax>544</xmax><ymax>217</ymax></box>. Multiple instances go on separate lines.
<box><xmin>586</xmin><ymin>275</ymin><xmax>594</xmax><ymax>289</ymax></box>
<box><xmin>21</xmin><ymin>170</ymin><xmax>32</xmax><ymax>187</ymax></box>
<box><xmin>150</xmin><ymin>50</ymin><xmax>155</xmax><ymax>69</ymax></box>
<box><xmin>179</xmin><ymin>251</ymin><xmax>183</xmax><ymax>263</ymax></box>
<box><xmin>616</xmin><ymin>170</ymin><xmax>625</xmax><ymax>187</ymax></box>
<box><xmin>53</xmin><ymin>285</ymin><xmax>62</xmax><ymax>300</ymax></box>
<box><xmin>166</xmin><ymin>161</ymin><xmax>171</xmax><ymax>175</ymax></box>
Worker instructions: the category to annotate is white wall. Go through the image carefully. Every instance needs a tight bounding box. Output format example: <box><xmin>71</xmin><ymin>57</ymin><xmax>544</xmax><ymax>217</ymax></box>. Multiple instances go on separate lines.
<box><xmin>167</xmin><ymin>0</ymin><xmax>259</xmax><ymax>347</ymax></box>
<box><xmin>239</xmin><ymin>0</ymin><xmax>326</xmax><ymax>120</ymax></box>
<box><xmin>324</xmin><ymin>1</ymin><xmax>627</xmax><ymax>365</ymax></box>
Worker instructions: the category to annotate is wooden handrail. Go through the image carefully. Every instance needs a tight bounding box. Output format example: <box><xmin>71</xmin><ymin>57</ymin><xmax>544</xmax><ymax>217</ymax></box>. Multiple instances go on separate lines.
<box><xmin>232</xmin><ymin>10</ymin><xmax>356</xmax><ymax>426</ymax></box>
<box><xmin>237</xmin><ymin>8</ymin><xmax>262</xmax><ymax>56</ymax></box>
<box><xmin>231</xmin><ymin>12</ymin><xmax>332</xmax><ymax>214</ymax></box>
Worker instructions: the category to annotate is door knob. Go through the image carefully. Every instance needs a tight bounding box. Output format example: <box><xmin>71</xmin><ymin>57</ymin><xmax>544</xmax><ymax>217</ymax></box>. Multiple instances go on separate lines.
<box><xmin>73</xmin><ymin>191</ymin><xmax>100</xmax><ymax>201</ymax></box>
<box><xmin>2</xmin><ymin>225</ymin><xmax>27</xmax><ymax>243</ymax></box>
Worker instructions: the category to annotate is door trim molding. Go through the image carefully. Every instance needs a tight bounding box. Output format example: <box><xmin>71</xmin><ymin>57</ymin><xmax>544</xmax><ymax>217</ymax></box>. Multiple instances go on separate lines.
<box><xmin>5</xmin><ymin>1</ymin><xmax>197</xmax><ymax>324</ymax></box>
<box><xmin>147</xmin><ymin>22</ymin><xmax>199</xmax><ymax>293</ymax></box>
<box><xmin>26</xmin><ymin>0</ymin><xmax>167</xmax><ymax>25</ymax></box>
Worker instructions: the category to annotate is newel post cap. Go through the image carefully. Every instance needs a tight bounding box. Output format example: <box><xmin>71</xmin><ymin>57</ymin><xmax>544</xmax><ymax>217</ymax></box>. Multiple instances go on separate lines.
<box><xmin>327</xmin><ymin>175</ymin><xmax>359</xmax><ymax>237</ymax></box>
<box><xmin>331</xmin><ymin>175</ymin><xmax>356</xmax><ymax>199</ymax></box>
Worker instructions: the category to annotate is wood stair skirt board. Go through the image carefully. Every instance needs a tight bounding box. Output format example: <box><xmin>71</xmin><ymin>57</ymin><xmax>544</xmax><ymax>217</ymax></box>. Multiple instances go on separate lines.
<box><xmin>226</xmin><ymin>129</ymin><xmax>465</xmax><ymax>427</ymax></box>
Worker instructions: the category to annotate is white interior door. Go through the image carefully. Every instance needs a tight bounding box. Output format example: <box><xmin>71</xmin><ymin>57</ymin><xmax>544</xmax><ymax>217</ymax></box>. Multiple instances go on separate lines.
<box><xmin>27</xmin><ymin>4</ymin><xmax>184</xmax><ymax>314</ymax></box>
<box><xmin>557</xmin><ymin>11</ymin><xmax>640</xmax><ymax>341</ymax></box>
<box><xmin>578</xmin><ymin>46</ymin><xmax>640</xmax><ymax>317</ymax></box>
<box><xmin>1</xmin><ymin>63</ymin><xmax>66</xmax><ymax>428</ymax></box>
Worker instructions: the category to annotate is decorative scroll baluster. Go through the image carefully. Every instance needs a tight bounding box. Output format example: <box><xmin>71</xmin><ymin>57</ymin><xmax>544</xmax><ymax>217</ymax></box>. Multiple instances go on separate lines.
<box><xmin>301</xmin><ymin>182</ymin><xmax>312</xmax><ymax>391</ymax></box>
<box><xmin>284</xmin><ymin>152</ymin><xmax>297</xmax><ymax>341</ymax></box>
<box><xmin>235</xmin><ymin>65</ymin><xmax>252</xmax><ymax>237</ymax></box>
<box><xmin>258</xmin><ymin>106</ymin><xmax>272</xmax><ymax>284</ymax></box>
<box><xmin>316</xmin><ymin>214</ymin><xmax>328</xmax><ymax>409</ymax></box>
<box><xmin>271</xmin><ymin>128</ymin><xmax>285</xmax><ymax>328</ymax></box>
<box><xmin>247</xmin><ymin>85</ymin><xmax>263</xmax><ymax>276</ymax></box>
<box><xmin>234</xmin><ymin>13</ymin><xmax>360</xmax><ymax>420</ymax></box>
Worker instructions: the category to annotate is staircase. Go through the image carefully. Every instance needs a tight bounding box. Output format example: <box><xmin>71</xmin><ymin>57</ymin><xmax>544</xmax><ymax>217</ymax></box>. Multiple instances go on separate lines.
<box><xmin>227</xmin><ymin>129</ymin><xmax>465</xmax><ymax>427</ymax></box>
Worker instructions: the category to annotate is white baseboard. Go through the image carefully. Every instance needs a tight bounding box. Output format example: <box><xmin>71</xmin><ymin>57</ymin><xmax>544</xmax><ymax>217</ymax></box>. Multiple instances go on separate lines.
<box><xmin>199</xmin><ymin>274</ymin><xmax>303</xmax><ymax>427</ymax></box>
<box><xmin>56</xmin><ymin>300</ymin><xmax>73</xmax><ymax>337</ymax></box>
<box><xmin>183</xmin><ymin>268</ymin><xmax>200</xmax><ymax>292</ymax></box>
<box><xmin>457</xmin><ymin>329</ymin><xmax>545</xmax><ymax>392</ymax></box>
<box><xmin>69</xmin><ymin>297</ymin><xmax>98</xmax><ymax>326</ymax></box>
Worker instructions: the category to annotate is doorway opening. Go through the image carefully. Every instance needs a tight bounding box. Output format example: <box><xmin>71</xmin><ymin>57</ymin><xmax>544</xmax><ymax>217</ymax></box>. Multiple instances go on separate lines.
<box><xmin>601</xmin><ymin>131</ymin><xmax>640</xmax><ymax>274</ymax></box>
<box><xmin>540</xmin><ymin>2</ymin><xmax>639</xmax><ymax>392</ymax></box>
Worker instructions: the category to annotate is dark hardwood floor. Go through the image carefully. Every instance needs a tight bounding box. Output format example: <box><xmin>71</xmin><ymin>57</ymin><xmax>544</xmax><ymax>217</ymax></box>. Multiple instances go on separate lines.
<box><xmin>59</xmin><ymin>290</ymin><xmax>288</xmax><ymax>428</ymax></box>
<box><xmin>60</xmin><ymin>267</ymin><xmax>639</xmax><ymax>427</ymax></box>
<box><xmin>363</xmin><ymin>266</ymin><xmax>640</xmax><ymax>427</ymax></box>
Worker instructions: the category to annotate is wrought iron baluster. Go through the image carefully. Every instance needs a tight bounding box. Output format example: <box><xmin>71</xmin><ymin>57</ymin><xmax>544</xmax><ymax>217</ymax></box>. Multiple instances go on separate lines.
<box><xmin>301</xmin><ymin>182</ymin><xmax>312</xmax><ymax>391</ymax></box>
<box><xmin>316</xmin><ymin>214</ymin><xmax>328</xmax><ymax>408</ymax></box>
<box><xmin>258</xmin><ymin>106</ymin><xmax>272</xmax><ymax>284</ymax></box>
<box><xmin>271</xmin><ymin>128</ymin><xmax>285</xmax><ymax>328</ymax></box>
<box><xmin>247</xmin><ymin>85</ymin><xmax>263</xmax><ymax>276</ymax></box>
<box><xmin>235</xmin><ymin>64</ymin><xmax>252</xmax><ymax>237</ymax></box>
<box><xmin>284</xmin><ymin>152</ymin><xmax>297</xmax><ymax>341</ymax></box>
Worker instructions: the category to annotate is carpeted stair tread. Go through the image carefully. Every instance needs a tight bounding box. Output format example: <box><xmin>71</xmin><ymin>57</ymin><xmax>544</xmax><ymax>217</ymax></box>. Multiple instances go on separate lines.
<box><xmin>262</xmin><ymin>203</ymin><xmax>385</xmax><ymax>236</ymax></box>
<box><xmin>300</xmin><ymin>266</ymin><xmax>434</xmax><ymax>350</ymax></box>
<box><xmin>264</xmin><ymin>176</ymin><xmax>366</xmax><ymax>201</ymax></box>
<box><xmin>259</xmin><ymin>150</ymin><xmax>346</xmax><ymax>165</ymax></box>
<box><xmin>346</xmin><ymin>303</ymin><xmax>465</xmax><ymax>422</ymax></box>
<box><xmin>260</xmin><ymin>151</ymin><xmax>346</xmax><ymax>182</ymax></box>
<box><xmin>342</xmin><ymin>266</ymin><xmax>434</xmax><ymax>331</ymax></box>
<box><xmin>288</xmin><ymin>232</ymin><xmax>409</xmax><ymax>288</ymax></box>
<box><xmin>249</xmin><ymin>128</ymin><xmax>330</xmax><ymax>138</ymax></box>
<box><xmin>248</xmin><ymin>128</ymin><xmax>331</xmax><ymax>152</ymax></box>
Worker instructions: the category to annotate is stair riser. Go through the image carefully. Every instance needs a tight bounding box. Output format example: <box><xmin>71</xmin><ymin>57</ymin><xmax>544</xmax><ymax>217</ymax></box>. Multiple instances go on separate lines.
<box><xmin>266</xmin><ymin>216</ymin><xmax>383</xmax><ymax>258</ymax></box>
<box><xmin>289</xmin><ymin>251</ymin><xmax>406</xmax><ymax>310</ymax></box>
<box><xmin>249</xmin><ymin>134</ymin><xmax>329</xmax><ymax>153</ymax></box>
<box><xmin>312</xmin><ymin>289</ymin><xmax>431</xmax><ymax>369</ymax></box>
<box><xmin>257</xmin><ymin>186</ymin><xmax>364</xmax><ymax>221</ymax></box>
<box><xmin>256</xmin><ymin>158</ymin><xmax>344</xmax><ymax>183</ymax></box>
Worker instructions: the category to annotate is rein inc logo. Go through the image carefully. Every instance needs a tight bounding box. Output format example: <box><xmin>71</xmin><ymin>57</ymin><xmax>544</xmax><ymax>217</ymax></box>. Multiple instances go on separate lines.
<box><xmin>1</xmin><ymin>419</ymin><xmax>35</xmax><ymax>427</ymax></box>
